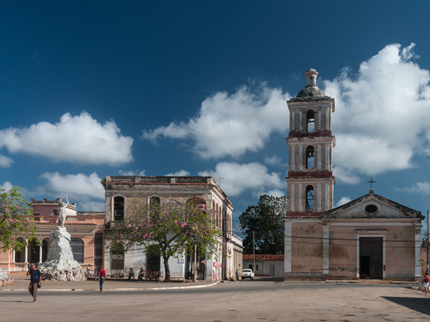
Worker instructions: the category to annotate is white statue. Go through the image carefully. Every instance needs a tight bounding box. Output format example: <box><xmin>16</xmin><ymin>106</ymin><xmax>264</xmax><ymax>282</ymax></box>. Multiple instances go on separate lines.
<box><xmin>39</xmin><ymin>196</ymin><xmax>86</xmax><ymax>281</ymax></box>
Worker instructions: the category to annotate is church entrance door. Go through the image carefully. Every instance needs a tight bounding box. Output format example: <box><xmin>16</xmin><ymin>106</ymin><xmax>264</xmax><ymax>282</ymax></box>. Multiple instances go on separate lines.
<box><xmin>359</xmin><ymin>237</ymin><xmax>383</xmax><ymax>279</ymax></box>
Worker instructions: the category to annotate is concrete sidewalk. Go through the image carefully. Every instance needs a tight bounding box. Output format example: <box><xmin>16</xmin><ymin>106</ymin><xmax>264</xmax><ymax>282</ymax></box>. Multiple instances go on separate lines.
<box><xmin>0</xmin><ymin>277</ymin><xmax>219</xmax><ymax>292</ymax></box>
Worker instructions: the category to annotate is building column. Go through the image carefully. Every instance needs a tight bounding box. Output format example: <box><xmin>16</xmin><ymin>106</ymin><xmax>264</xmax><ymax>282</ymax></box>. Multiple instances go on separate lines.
<box><xmin>24</xmin><ymin>241</ymin><xmax>28</xmax><ymax>264</ymax></box>
<box><xmin>415</xmin><ymin>225</ymin><xmax>422</xmax><ymax>279</ymax></box>
<box><xmin>39</xmin><ymin>243</ymin><xmax>43</xmax><ymax>264</ymax></box>
<box><xmin>12</xmin><ymin>250</ymin><xmax>15</xmax><ymax>263</ymax></box>
<box><xmin>323</xmin><ymin>225</ymin><xmax>329</xmax><ymax>275</ymax></box>
<box><xmin>284</xmin><ymin>220</ymin><xmax>292</xmax><ymax>275</ymax></box>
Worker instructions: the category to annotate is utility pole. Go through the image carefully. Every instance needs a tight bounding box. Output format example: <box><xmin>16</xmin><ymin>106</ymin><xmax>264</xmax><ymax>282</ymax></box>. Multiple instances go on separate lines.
<box><xmin>253</xmin><ymin>231</ymin><xmax>256</xmax><ymax>274</ymax></box>
<box><xmin>427</xmin><ymin>210</ymin><xmax>429</xmax><ymax>273</ymax></box>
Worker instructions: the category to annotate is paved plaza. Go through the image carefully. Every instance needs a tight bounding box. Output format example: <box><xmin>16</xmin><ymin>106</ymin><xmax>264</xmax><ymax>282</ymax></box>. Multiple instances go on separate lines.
<box><xmin>1</xmin><ymin>279</ymin><xmax>429</xmax><ymax>322</ymax></box>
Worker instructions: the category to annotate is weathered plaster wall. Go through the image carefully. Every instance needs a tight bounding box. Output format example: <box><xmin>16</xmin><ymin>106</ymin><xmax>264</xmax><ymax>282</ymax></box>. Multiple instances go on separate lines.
<box><xmin>291</xmin><ymin>222</ymin><xmax>323</xmax><ymax>274</ymax></box>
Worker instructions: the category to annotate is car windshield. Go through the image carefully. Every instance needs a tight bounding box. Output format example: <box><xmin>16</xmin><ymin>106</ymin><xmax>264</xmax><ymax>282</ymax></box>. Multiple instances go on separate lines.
<box><xmin>243</xmin><ymin>269</ymin><xmax>251</xmax><ymax>272</ymax></box>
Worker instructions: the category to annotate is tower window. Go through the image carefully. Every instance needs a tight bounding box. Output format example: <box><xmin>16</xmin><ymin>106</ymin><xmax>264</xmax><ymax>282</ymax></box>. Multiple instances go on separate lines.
<box><xmin>113</xmin><ymin>196</ymin><xmax>125</xmax><ymax>221</ymax></box>
<box><xmin>306</xmin><ymin>110</ymin><xmax>315</xmax><ymax>132</ymax></box>
<box><xmin>306</xmin><ymin>185</ymin><xmax>314</xmax><ymax>210</ymax></box>
<box><xmin>306</xmin><ymin>146</ymin><xmax>315</xmax><ymax>169</ymax></box>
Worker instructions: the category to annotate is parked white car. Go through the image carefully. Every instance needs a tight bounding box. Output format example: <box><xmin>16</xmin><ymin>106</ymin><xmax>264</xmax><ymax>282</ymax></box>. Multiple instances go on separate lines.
<box><xmin>241</xmin><ymin>269</ymin><xmax>254</xmax><ymax>280</ymax></box>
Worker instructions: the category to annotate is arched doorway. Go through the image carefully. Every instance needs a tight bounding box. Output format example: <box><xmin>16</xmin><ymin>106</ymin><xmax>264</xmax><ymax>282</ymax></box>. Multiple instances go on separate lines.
<box><xmin>42</xmin><ymin>239</ymin><xmax>49</xmax><ymax>263</ymax></box>
<box><xmin>14</xmin><ymin>237</ymin><xmax>26</xmax><ymax>263</ymax></box>
<box><xmin>146</xmin><ymin>245</ymin><xmax>160</xmax><ymax>274</ymax></box>
<box><xmin>28</xmin><ymin>239</ymin><xmax>40</xmax><ymax>265</ymax></box>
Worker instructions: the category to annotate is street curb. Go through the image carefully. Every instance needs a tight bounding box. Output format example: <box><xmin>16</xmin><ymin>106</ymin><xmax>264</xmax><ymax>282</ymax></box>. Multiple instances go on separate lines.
<box><xmin>0</xmin><ymin>281</ymin><xmax>219</xmax><ymax>292</ymax></box>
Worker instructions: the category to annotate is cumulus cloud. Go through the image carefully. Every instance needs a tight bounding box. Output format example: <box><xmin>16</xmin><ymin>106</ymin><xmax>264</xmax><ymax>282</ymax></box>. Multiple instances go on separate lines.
<box><xmin>165</xmin><ymin>170</ymin><xmax>191</xmax><ymax>176</ymax></box>
<box><xmin>39</xmin><ymin>172</ymin><xmax>105</xmax><ymax>201</ymax></box>
<box><xmin>333</xmin><ymin>167</ymin><xmax>360</xmax><ymax>185</ymax></box>
<box><xmin>79</xmin><ymin>201</ymin><xmax>106</xmax><ymax>212</ymax></box>
<box><xmin>0</xmin><ymin>112</ymin><xmax>133</xmax><ymax>165</ymax></box>
<box><xmin>264</xmin><ymin>155</ymin><xmax>288</xmax><ymax>168</ymax></box>
<box><xmin>0</xmin><ymin>155</ymin><xmax>13</xmax><ymax>167</ymax></box>
<box><xmin>119</xmin><ymin>170</ymin><xmax>146</xmax><ymax>176</ymax></box>
<box><xmin>396</xmin><ymin>181</ymin><xmax>430</xmax><ymax>196</ymax></box>
<box><xmin>198</xmin><ymin>162</ymin><xmax>285</xmax><ymax>197</ymax></box>
<box><xmin>143</xmin><ymin>86</ymin><xmax>291</xmax><ymax>159</ymax></box>
<box><xmin>336</xmin><ymin>196</ymin><xmax>352</xmax><ymax>207</ymax></box>
<box><xmin>324</xmin><ymin>43</ymin><xmax>430</xmax><ymax>180</ymax></box>
<box><xmin>0</xmin><ymin>181</ymin><xmax>13</xmax><ymax>191</ymax></box>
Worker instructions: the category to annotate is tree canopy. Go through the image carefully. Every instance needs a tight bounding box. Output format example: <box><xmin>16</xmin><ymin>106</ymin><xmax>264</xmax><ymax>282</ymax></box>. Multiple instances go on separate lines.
<box><xmin>0</xmin><ymin>186</ymin><xmax>36</xmax><ymax>253</ymax></box>
<box><xmin>108</xmin><ymin>193</ymin><xmax>226</xmax><ymax>281</ymax></box>
<box><xmin>239</xmin><ymin>194</ymin><xmax>287</xmax><ymax>254</ymax></box>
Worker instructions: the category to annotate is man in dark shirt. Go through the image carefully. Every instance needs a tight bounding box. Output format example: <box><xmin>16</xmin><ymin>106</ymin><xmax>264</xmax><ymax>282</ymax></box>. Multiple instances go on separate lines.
<box><xmin>27</xmin><ymin>264</ymin><xmax>41</xmax><ymax>303</ymax></box>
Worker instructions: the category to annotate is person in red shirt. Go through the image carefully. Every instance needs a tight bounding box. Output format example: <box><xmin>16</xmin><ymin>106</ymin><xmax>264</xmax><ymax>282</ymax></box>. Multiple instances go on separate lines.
<box><xmin>98</xmin><ymin>267</ymin><xmax>106</xmax><ymax>292</ymax></box>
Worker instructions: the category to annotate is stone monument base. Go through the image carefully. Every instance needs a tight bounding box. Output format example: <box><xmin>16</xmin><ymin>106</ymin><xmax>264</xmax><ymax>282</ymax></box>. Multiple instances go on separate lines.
<box><xmin>0</xmin><ymin>268</ymin><xmax>14</xmax><ymax>286</ymax></box>
<box><xmin>39</xmin><ymin>259</ymin><xmax>86</xmax><ymax>281</ymax></box>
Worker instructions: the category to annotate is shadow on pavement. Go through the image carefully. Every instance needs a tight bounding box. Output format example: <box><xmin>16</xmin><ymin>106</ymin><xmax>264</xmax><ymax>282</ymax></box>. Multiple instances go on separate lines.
<box><xmin>252</xmin><ymin>277</ymin><xmax>284</xmax><ymax>282</ymax></box>
<box><xmin>382</xmin><ymin>297</ymin><xmax>430</xmax><ymax>316</ymax></box>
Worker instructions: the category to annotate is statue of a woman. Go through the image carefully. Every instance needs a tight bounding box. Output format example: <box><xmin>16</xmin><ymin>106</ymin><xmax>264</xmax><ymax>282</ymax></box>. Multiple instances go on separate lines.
<box><xmin>57</xmin><ymin>203</ymin><xmax>67</xmax><ymax>228</ymax></box>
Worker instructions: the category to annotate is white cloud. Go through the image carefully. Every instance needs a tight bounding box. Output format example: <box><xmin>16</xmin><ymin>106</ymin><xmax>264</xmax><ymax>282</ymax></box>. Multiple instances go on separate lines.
<box><xmin>336</xmin><ymin>196</ymin><xmax>352</xmax><ymax>207</ymax></box>
<box><xmin>143</xmin><ymin>85</ymin><xmax>291</xmax><ymax>158</ymax></box>
<box><xmin>264</xmin><ymin>155</ymin><xmax>288</xmax><ymax>168</ymax></box>
<box><xmin>324</xmin><ymin>43</ymin><xmax>430</xmax><ymax>178</ymax></box>
<box><xmin>333</xmin><ymin>167</ymin><xmax>360</xmax><ymax>185</ymax></box>
<box><xmin>0</xmin><ymin>181</ymin><xmax>13</xmax><ymax>191</ymax></box>
<box><xmin>396</xmin><ymin>181</ymin><xmax>430</xmax><ymax>196</ymax></box>
<box><xmin>165</xmin><ymin>170</ymin><xmax>191</xmax><ymax>176</ymax></box>
<box><xmin>119</xmin><ymin>170</ymin><xmax>146</xmax><ymax>176</ymax></box>
<box><xmin>265</xmin><ymin>189</ymin><xmax>286</xmax><ymax>198</ymax></box>
<box><xmin>198</xmin><ymin>162</ymin><xmax>285</xmax><ymax>197</ymax></box>
<box><xmin>79</xmin><ymin>201</ymin><xmax>105</xmax><ymax>212</ymax></box>
<box><xmin>0</xmin><ymin>155</ymin><xmax>13</xmax><ymax>167</ymax></box>
<box><xmin>39</xmin><ymin>172</ymin><xmax>105</xmax><ymax>201</ymax></box>
<box><xmin>0</xmin><ymin>112</ymin><xmax>133</xmax><ymax>165</ymax></box>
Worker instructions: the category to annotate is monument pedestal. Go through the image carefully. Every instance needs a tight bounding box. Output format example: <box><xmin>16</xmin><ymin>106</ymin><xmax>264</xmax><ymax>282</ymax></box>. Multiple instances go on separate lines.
<box><xmin>0</xmin><ymin>268</ymin><xmax>14</xmax><ymax>286</ymax></box>
<box><xmin>39</xmin><ymin>224</ymin><xmax>86</xmax><ymax>281</ymax></box>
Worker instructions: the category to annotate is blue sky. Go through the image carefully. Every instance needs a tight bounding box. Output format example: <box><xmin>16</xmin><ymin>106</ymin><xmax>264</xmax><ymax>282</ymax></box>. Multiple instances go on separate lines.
<box><xmin>1</xmin><ymin>1</ymin><xmax>430</xmax><ymax>234</ymax></box>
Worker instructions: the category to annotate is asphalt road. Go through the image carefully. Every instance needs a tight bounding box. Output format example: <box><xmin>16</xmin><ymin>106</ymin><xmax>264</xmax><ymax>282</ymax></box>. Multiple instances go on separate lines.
<box><xmin>0</xmin><ymin>281</ymin><xmax>429</xmax><ymax>322</ymax></box>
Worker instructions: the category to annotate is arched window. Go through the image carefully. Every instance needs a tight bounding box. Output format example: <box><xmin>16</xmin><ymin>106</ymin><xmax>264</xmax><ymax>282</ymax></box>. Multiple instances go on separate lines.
<box><xmin>42</xmin><ymin>239</ymin><xmax>49</xmax><ymax>263</ymax></box>
<box><xmin>70</xmin><ymin>238</ymin><xmax>84</xmax><ymax>263</ymax></box>
<box><xmin>29</xmin><ymin>238</ymin><xmax>40</xmax><ymax>264</ymax></box>
<box><xmin>306</xmin><ymin>185</ymin><xmax>314</xmax><ymax>210</ymax></box>
<box><xmin>14</xmin><ymin>237</ymin><xmax>26</xmax><ymax>263</ymax></box>
<box><xmin>151</xmin><ymin>196</ymin><xmax>161</xmax><ymax>205</ymax></box>
<box><xmin>306</xmin><ymin>146</ymin><xmax>315</xmax><ymax>169</ymax></box>
<box><xmin>306</xmin><ymin>110</ymin><xmax>315</xmax><ymax>132</ymax></box>
<box><xmin>113</xmin><ymin>196</ymin><xmax>125</xmax><ymax>221</ymax></box>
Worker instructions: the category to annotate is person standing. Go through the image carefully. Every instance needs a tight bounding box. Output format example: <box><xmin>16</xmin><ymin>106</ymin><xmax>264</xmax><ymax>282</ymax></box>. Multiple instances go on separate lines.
<box><xmin>98</xmin><ymin>267</ymin><xmax>106</xmax><ymax>292</ymax></box>
<box><xmin>236</xmin><ymin>268</ymin><xmax>240</xmax><ymax>282</ymax></box>
<box><xmin>26</xmin><ymin>264</ymin><xmax>41</xmax><ymax>303</ymax></box>
<box><xmin>423</xmin><ymin>272</ymin><xmax>429</xmax><ymax>296</ymax></box>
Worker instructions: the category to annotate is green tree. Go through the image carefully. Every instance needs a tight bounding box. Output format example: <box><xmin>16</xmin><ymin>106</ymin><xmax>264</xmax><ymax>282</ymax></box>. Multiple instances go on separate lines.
<box><xmin>239</xmin><ymin>194</ymin><xmax>287</xmax><ymax>254</ymax></box>
<box><xmin>108</xmin><ymin>192</ymin><xmax>225</xmax><ymax>281</ymax></box>
<box><xmin>0</xmin><ymin>186</ymin><xmax>36</xmax><ymax>253</ymax></box>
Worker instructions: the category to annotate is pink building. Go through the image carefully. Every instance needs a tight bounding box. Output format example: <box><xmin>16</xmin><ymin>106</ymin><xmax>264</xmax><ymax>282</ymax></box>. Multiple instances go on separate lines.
<box><xmin>0</xmin><ymin>198</ymin><xmax>105</xmax><ymax>276</ymax></box>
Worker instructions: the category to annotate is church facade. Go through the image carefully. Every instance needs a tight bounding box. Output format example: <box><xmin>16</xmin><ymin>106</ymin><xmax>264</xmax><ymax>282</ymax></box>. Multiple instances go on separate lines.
<box><xmin>284</xmin><ymin>69</ymin><xmax>424</xmax><ymax>281</ymax></box>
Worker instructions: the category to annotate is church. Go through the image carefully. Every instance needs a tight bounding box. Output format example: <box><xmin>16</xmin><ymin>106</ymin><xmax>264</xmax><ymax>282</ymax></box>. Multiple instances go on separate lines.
<box><xmin>284</xmin><ymin>68</ymin><xmax>424</xmax><ymax>281</ymax></box>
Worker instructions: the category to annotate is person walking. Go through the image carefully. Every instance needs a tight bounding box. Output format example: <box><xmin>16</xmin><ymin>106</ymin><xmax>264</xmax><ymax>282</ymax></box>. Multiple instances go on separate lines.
<box><xmin>423</xmin><ymin>272</ymin><xmax>429</xmax><ymax>296</ymax></box>
<box><xmin>98</xmin><ymin>266</ymin><xmax>106</xmax><ymax>292</ymax></box>
<box><xmin>26</xmin><ymin>264</ymin><xmax>41</xmax><ymax>303</ymax></box>
<box><xmin>236</xmin><ymin>268</ymin><xmax>240</xmax><ymax>282</ymax></box>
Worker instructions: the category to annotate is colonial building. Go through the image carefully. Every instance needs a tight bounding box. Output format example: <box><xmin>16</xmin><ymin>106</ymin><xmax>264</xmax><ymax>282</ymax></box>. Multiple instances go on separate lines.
<box><xmin>243</xmin><ymin>254</ymin><xmax>284</xmax><ymax>277</ymax></box>
<box><xmin>103</xmin><ymin>175</ymin><xmax>243</xmax><ymax>281</ymax></box>
<box><xmin>284</xmin><ymin>69</ymin><xmax>424</xmax><ymax>281</ymax></box>
<box><xmin>0</xmin><ymin>198</ymin><xmax>105</xmax><ymax>276</ymax></box>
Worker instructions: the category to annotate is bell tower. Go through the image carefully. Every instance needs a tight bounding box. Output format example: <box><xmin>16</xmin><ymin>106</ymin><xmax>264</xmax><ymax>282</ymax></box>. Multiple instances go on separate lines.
<box><xmin>286</xmin><ymin>68</ymin><xmax>335</xmax><ymax>215</ymax></box>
